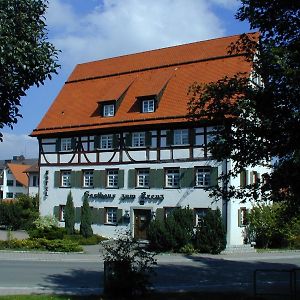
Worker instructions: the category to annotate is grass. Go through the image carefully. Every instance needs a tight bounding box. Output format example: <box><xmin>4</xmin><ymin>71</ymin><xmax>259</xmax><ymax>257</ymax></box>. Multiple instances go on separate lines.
<box><xmin>0</xmin><ymin>293</ymin><xmax>268</xmax><ymax>300</ymax></box>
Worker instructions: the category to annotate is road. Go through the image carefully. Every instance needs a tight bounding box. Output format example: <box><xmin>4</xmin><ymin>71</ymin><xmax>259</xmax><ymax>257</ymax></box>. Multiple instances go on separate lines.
<box><xmin>0</xmin><ymin>251</ymin><xmax>299</xmax><ymax>296</ymax></box>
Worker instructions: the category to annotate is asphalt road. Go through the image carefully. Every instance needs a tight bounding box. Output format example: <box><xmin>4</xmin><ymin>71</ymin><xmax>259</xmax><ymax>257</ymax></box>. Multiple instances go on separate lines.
<box><xmin>0</xmin><ymin>251</ymin><xmax>300</xmax><ymax>296</ymax></box>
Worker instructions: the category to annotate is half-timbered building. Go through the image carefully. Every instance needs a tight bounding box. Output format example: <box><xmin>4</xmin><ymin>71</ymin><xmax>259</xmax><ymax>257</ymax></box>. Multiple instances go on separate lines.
<box><xmin>31</xmin><ymin>33</ymin><xmax>265</xmax><ymax>245</ymax></box>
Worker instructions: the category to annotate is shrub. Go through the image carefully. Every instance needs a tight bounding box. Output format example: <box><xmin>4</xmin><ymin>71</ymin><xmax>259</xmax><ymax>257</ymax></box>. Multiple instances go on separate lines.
<box><xmin>80</xmin><ymin>194</ymin><xmax>93</xmax><ymax>238</ymax></box>
<box><xmin>33</xmin><ymin>215</ymin><xmax>59</xmax><ymax>230</ymax></box>
<box><xmin>179</xmin><ymin>243</ymin><xmax>195</xmax><ymax>255</ymax></box>
<box><xmin>28</xmin><ymin>226</ymin><xmax>66</xmax><ymax>240</ymax></box>
<box><xmin>194</xmin><ymin>208</ymin><xmax>226</xmax><ymax>254</ymax></box>
<box><xmin>65</xmin><ymin>233</ymin><xmax>106</xmax><ymax>245</ymax></box>
<box><xmin>65</xmin><ymin>191</ymin><xmax>75</xmax><ymax>234</ymax></box>
<box><xmin>102</xmin><ymin>231</ymin><xmax>156</xmax><ymax>298</ymax></box>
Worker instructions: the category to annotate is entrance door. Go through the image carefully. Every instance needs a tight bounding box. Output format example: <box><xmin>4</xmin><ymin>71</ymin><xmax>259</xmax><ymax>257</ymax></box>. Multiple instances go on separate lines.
<box><xmin>134</xmin><ymin>209</ymin><xmax>151</xmax><ymax>240</ymax></box>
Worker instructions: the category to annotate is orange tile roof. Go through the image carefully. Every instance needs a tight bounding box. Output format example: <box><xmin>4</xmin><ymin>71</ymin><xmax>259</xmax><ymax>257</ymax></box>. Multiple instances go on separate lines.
<box><xmin>7</xmin><ymin>163</ymin><xmax>29</xmax><ymax>187</ymax></box>
<box><xmin>31</xmin><ymin>33</ymin><xmax>258</xmax><ymax>137</ymax></box>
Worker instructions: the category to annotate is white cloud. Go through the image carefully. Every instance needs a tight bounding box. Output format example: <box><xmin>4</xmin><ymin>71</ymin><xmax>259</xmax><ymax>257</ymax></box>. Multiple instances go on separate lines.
<box><xmin>47</xmin><ymin>0</ymin><xmax>231</xmax><ymax>68</ymax></box>
<box><xmin>0</xmin><ymin>133</ymin><xmax>38</xmax><ymax>160</ymax></box>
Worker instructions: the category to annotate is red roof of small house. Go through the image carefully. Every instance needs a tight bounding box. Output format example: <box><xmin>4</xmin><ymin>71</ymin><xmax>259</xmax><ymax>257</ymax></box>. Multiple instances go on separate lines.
<box><xmin>7</xmin><ymin>163</ymin><xmax>29</xmax><ymax>187</ymax></box>
<box><xmin>31</xmin><ymin>33</ymin><xmax>258</xmax><ymax>137</ymax></box>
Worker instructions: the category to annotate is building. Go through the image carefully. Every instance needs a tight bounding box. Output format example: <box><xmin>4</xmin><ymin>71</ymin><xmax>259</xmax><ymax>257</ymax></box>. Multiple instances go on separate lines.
<box><xmin>31</xmin><ymin>33</ymin><xmax>266</xmax><ymax>245</ymax></box>
<box><xmin>0</xmin><ymin>156</ymin><xmax>39</xmax><ymax>200</ymax></box>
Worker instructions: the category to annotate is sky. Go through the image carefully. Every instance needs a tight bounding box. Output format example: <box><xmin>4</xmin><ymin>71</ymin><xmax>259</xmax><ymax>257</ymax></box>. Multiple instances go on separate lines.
<box><xmin>0</xmin><ymin>0</ymin><xmax>252</xmax><ymax>159</ymax></box>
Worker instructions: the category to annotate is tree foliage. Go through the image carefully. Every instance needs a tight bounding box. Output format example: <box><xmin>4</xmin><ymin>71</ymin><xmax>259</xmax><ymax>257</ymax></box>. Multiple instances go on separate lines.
<box><xmin>188</xmin><ymin>1</ymin><xmax>300</xmax><ymax>210</ymax></box>
<box><xmin>64</xmin><ymin>191</ymin><xmax>75</xmax><ymax>235</ymax></box>
<box><xmin>80</xmin><ymin>193</ymin><xmax>93</xmax><ymax>238</ymax></box>
<box><xmin>0</xmin><ymin>0</ymin><xmax>59</xmax><ymax>138</ymax></box>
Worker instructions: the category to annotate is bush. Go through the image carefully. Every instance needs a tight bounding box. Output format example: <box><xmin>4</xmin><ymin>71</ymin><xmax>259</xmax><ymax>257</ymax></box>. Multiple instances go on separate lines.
<box><xmin>28</xmin><ymin>226</ymin><xmax>66</xmax><ymax>240</ymax></box>
<box><xmin>194</xmin><ymin>208</ymin><xmax>226</xmax><ymax>254</ymax></box>
<box><xmin>148</xmin><ymin>207</ymin><xmax>194</xmax><ymax>252</ymax></box>
<box><xmin>33</xmin><ymin>215</ymin><xmax>59</xmax><ymax>230</ymax></box>
<box><xmin>65</xmin><ymin>233</ymin><xmax>106</xmax><ymax>245</ymax></box>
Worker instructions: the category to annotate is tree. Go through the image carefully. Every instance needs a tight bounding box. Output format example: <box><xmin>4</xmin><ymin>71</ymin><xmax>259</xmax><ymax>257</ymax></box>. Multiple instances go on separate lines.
<box><xmin>80</xmin><ymin>193</ymin><xmax>93</xmax><ymax>238</ymax></box>
<box><xmin>64</xmin><ymin>191</ymin><xmax>75</xmax><ymax>235</ymax></box>
<box><xmin>0</xmin><ymin>0</ymin><xmax>59</xmax><ymax>139</ymax></box>
<box><xmin>188</xmin><ymin>1</ymin><xmax>300</xmax><ymax>212</ymax></box>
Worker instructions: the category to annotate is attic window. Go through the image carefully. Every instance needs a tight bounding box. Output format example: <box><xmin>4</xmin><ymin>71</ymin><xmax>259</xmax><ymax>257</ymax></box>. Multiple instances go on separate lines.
<box><xmin>101</xmin><ymin>102</ymin><xmax>115</xmax><ymax>117</ymax></box>
<box><xmin>142</xmin><ymin>99</ymin><xmax>155</xmax><ymax>113</ymax></box>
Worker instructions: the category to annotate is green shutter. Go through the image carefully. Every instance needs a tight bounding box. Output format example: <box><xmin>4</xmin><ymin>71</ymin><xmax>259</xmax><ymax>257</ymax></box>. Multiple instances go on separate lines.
<box><xmin>240</xmin><ymin>169</ymin><xmax>247</xmax><ymax>188</ymax></box>
<box><xmin>145</xmin><ymin>132</ymin><xmax>152</xmax><ymax>147</ymax></box>
<box><xmin>54</xmin><ymin>171</ymin><xmax>60</xmax><ymax>188</ymax></box>
<box><xmin>166</xmin><ymin>130</ymin><xmax>173</xmax><ymax>146</ymax></box>
<box><xmin>189</xmin><ymin>128</ymin><xmax>195</xmax><ymax>146</ymax></box>
<box><xmin>53</xmin><ymin>206</ymin><xmax>59</xmax><ymax>218</ymax></box>
<box><xmin>71</xmin><ymin>171</ymin><xmax>82</xmax><ymax>188</ymax></box>
<box><xmin>210</xmin><ymin>167</ymin><xmax>218</xmax><ymax>187</ymax></box>
<box><xmin>99</xmin><ymin>208</ymin><xmax>105</xmax><ymax>224</ymax></box>
<box><xmin>94</xmin><ymin>170</ymin><xmax>106</xmax><ymax>188</ymax></box>
<box><xmin>71</xmin><ymin>138</ymin><xmax>76</xmax><ymax>150</ymax></box>
<box><xmin>94</xmin><ymin>136</ymin><xmax>99</xmax><ymax>149</ymax></box>
<box><xmin>118</xmin><ymin>170</ymin><xmax>124</xmax><ymax>188</ymax></box>
<box><xmin>125</xmin><ymin>133</ymin><xmax>132</xmax><ymax>147</ymax></box>
<box><xmin>155</xmin><ymin>208</ymin><xmax>164</xmax><ymax>222</ymax></box>
<box><xmin>112</xmin><ymin>134</ymin><xmax>119</xmax><ymax>149</ymax></box>
<box><xmin>75</xmin><ymin>207</ymin><xmax>81</xmax><ymax>223</ymax></box>
<box><xmin>55</xmin><ymin>139</ymin><xmax>61</xmax><ymax>152</ymax></box>
<box><xmin>92</xmin><ymin>208</ymin><xmax>101</xmax><ymax>225</ymax></box>
<box><xmin>151</xmin><ymin>169</ymin><xmax>164</xmax><ymax>188</ymax></box>
<box><xmin>128</xmin><ymin>169</ymin><xmax>136</xmax><ymax>188</ymax></box>
<box><xmin>250</xmin><ymin>171</ymin><xmax>254</xmax><ymax>184</ymax></box>
<box><xmin>117</xmin><ymin>209</ymin><xmax>123</xmax><ymax>224</ymax></box>
<box><xmin>180</xmin><ymin>168</ymin><xmax>194</xmax><ymax>188</ymax></box>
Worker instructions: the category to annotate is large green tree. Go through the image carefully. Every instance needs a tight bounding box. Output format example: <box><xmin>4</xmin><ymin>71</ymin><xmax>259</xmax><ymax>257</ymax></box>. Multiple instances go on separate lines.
<box><xmin>64</xmin><ymin>191</ymin><xmax>75</xmax><ymax>235</ymax></box>
<box><xmin>0</xmin><ymin>0</ymin><xmax>59</xmax><ymax>139</ymax></box>
<box><xmin>80</xmin><ymin>193</ymin><xmax>93</xmax><ymax>238</ymax></box>
<box><xmin>188</xmin><ymin>1</ymin><xmax>300</xmax><ymax>212</ymax></box>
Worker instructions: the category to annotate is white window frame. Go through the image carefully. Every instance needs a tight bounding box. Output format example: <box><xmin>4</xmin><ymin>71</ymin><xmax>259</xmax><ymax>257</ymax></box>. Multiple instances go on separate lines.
<box><xmin>137</xmin><ymin>169</ymin><xmax>149</xmax><ymax>188</ymax></box>
<box><xmin>100</xmin><ymin>135</ymin><xmax>113</xmax><ymax>149</ymax></box>
<box><xmin>174</xmin><ymin>129</ymin><xmax>189</xmax><ymax>145</ymax></box>
<box><xmin>103</xmin><ymin>104</ymin><xmax>115</xmax><ymax>117</ymax></box>
<box><xmin>61</xmin><ymin>170</ymin><xmax>71</xmax><ymax>187</ymax></box>
<box><xmin>165</xmin><ymin>169</ymin><xmax>180</xmax><ymax>188</ymax></box>
<box><xmin>132</xmin><ymin>132</ymin><xmax>145</xmax><ymax>147</ymax></box>
<box><xmin>195</xmin><ymin>167</ymin><xmax>210</xmax><ymax>187</ymax></box>
<box><xmin>83</xmin><ymin>170</ymin><xmax>94</xmax><ymax>187</ymax></box>
<box><xmin>142</xmin><ymin>99</ymin><xmax>155</xmax><ymax>113</ymax></box>
<box><xmin>194</xmin><ymin>208</ymin><xmax>208</xmax><ymax>226</ymax></box>
<box><xmin>106</xmin><ymin>207</ymin><xmax>117</xmax><ymax>224</ymax></box>
<box><xmin>61</xmin><ymin>138</ymin><xmax>72</xmax><ymax>151</ymax></box>
<box><xmin>107</xmin><ymin>170</ymin><xmax>118</xmax><ymax>188</ymax></box>
<box><xmin>59</xmin><ymin>205</ymin><xmax>66</xmax><ymax>222</ymax></box>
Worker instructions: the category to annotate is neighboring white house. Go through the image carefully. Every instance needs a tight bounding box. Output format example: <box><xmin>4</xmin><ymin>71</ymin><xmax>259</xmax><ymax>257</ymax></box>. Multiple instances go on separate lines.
<box><xmin>30</xmin><ymin>32</ymin><xmax>267</xmax><ymax>245</ymax></box>
<box><xmin>24</xmin><ymin>163</ymin><xmax>40</xmax><ymax>197</ymax></box>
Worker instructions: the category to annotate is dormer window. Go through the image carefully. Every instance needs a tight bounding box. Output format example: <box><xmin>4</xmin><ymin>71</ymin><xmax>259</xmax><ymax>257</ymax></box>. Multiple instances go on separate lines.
<box><xmin>142</xmin><ymin>99</ymin><xmax>155</xmax><ymax>113</ymax></box>
<box><xmin>103</xmin><ymin>103</ymin><xmax>115</xmax><ymax>117</ymax></box>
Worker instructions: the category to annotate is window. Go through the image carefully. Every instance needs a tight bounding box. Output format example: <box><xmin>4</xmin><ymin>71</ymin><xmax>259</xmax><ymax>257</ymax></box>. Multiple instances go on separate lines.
<box><xmin>195</xmin><ymin>168</ymin><xmax>210</xmax><ymax>187</ymax></box>
<box><xmin>194</xmin><ymin>208</ymin><xmax>208</xmax><ymax>226</ymax></box>
<box><xmin>16</xmin><ymin>181</ymin><xmax>23</xmax><ymax>187</ymax></box>
<box><xmin>100</xmin><ymin>135</ymin><xmax>113</xmax><ymax>149</ymax></box>
<box><xmin>6</xmin><ymin>180</ymin><xmax>14</xmax><ymax>186</ymax></box>
<box><xmin>107</xmin><ymin>170</ymin><xmax>118</xmax><ymax>188</ymax></box>
<box><xmin>132</xmin><ymin>132</ymin><xmax>145</xmax><ymax>147</ymax></box>
<box><xmin>6</xmin><ymin>192</ymin><xmax>13</xmax><ymax>198</ymax></box>
<box><xmin>174</xmin><ymin>129</ymin><xmax>189</xmax><ymax>145</ymax></box>
<box><xmin>106</xmin><ymin>207</ymin><xmax>117</xmax><ymax>224</ymax></box>
<box><xmin>238</xmin><ymin>207</ymin><xmax>248</xmax><ymax>227</ymax></box>
<box><xmin>61</xmin><ymin>138</ymin><xmax>72</xmax><ymax>151</ymax></box>
<box><xmin>59</xmin><ymin>205</ymin><xmax>65</xmax><ymax>222</ymax></box>
<box><xmin>137</xmin><ymin>169</ymin><xmax>149</xmax><ymax>188</ymax></box>
<box><xmin>103</xmin><ymin>104</ymin><xmax>115</xmax><ymax>117</ymax></box>
<box><xmin>81</xmin><ymin>136</ymin><xmax>95</xmax><ymax>151</ymax></box>
<box><xmin>32</xmin><ymin>175</ymin><xmax>39</xmax><ymax>187</ymax></box>
<box><xmin>165</xmin><ymin>168</ymin><xmax>180</xmax><ymax>188</ymax></box>
<box><xmin>164</xmin><ymin>207</ymin><xmax>175</xmax><ymax>219</ymax></box>
<box><xmin>83</xmin><ymin>170</ymin><xmax>94</xmax><ymax>187</ymax></box>
<box><xmin>61</xmin><ymin>170</ymin><xmax>71</xmax><ymax>187</ymax></box>
<box><xmin>142</xmin><ymin>99</ymin><xmax>155</xmax><ymax>113</ymax></box>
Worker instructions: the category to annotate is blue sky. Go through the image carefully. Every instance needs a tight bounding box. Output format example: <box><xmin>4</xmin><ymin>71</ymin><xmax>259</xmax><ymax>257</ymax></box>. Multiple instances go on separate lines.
<box><xmin>0</xmin><ymin>0</ymin><xmax>251</xmax><ymax>159</ymax></box>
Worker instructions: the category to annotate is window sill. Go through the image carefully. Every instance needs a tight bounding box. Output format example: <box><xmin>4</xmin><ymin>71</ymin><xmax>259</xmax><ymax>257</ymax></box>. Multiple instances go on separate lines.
<box><xmin>104</xmin><ymin>223</ymin><xmax>118</xmax><ymax>226</ymax></box>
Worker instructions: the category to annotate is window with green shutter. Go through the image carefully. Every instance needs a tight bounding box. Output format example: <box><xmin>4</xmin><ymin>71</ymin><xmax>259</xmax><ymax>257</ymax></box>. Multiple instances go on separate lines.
<box><xmin>71</xmin><ymin>171</ymin><xmax>82</xmax><ymax>188</ymax></box>
<box><xmin>210</xmin><ymin>167</ymin><xmax>218</xmax><ymax>187</ymax></box>
<box><xmin>180</xmin><ymin>168</ymin><xmax>194</xmax><ymax>188</ymax></box>
<box><xmin>128</xmin><ymin>169</ymin><xmax>136</xmax><ymax>188</ymax></box>
<box><xmin>54</xmin><ymin>171</ymin><xmax>60</xmax><ymax>188</ymax></box>
<box><xmin>94</xmin><ymin>170</ymin><xmax>106</xmax><ymax>188</ymax></box>
<box><xmin>118</xmin><ymin>170</ymin><xmax>124</xmax><ymax>188</ymax></box>
<box><xmin>149</xmin><ymin>169</ymin><xmax>164</xmax><ymax>188</ymax></box>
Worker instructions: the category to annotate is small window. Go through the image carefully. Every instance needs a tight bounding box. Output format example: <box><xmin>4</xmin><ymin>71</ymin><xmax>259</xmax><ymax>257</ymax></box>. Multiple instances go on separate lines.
<box><xmin>83</xmin><ymin>170</ymin><xmax>94</xmax><ymax>187</ymax></box>
<box><xmin>103</xmin><ymin>104</ymin><xmax>115</xmax><ymax>117</ymax></box>
<box><xmin>6</xmin><ymin>192</ymin><xmax>14</xmax><ymax>198</ymax></box>
<box><xmin>32</xmin><ymin>175</ymin><xmax>39</xmax><ymax>187</ymax></box>
<box><xmin>132</xmin><ymin>132</ymin><xmax>145</xmax><ymax>147</ymax></box>
<box><xmin>61</xmin><ymin>138</ymin><xmax>72</xmax><ymax>151</ymax></box>
<box><xmin>16</xmin><ymin>181</ymin><xmax>23</xmax><ymax>187</ymax></box>
<box><xmin>100</xmin><ymin>135</ymin><xmax>113</xmax><ymax>149</ymax></box>
<box><xmin>7</xmin><ymin>180</ymin><xmax>14</xmax><ymax>186</ymax></box>
<box><xmin>107</xmin><ymin>169</ymin><xmax>118</xmax><ymax>188</ymax></box>
<box><xmin>174</xmin><ymin>129</ymin><xmax>189</xmax><ymax>145</ymax></box>
<box><xmin>238</xmin><ymin>207</ymin><xmax>248</xmax><ymax>227</ymax></box>
<box><xmin>164</xmin><ymin>207</ymin><xmax>175</xmax><ymax>219</ymax></box>
<box><xmin>165</xmin><ymin>168</ymin><xmax>180</xmax><ymax>188</ymax></box>
<box><xmin>195</xmin><ymin>168</ymin><xmax>210</xmax><ymax>187</ymax></box>
<box><xmin>59</xmin><ymin>205</ymin><xmax>66</xmax><ymax>222</ymax></box>
<box><xmin>194</xmin><ymin>208</ymin><xmax>208</xmax><ymax>226</ymax></box>
<box><xmin>106</xmin><ymin>207</ymin><xmax>117</xmax><ymax>224</ymax></box>
<box><xmin>142</xmin><ymin>99</ymin><xmax>155</xmax><ymax>113</ymax></box>
<box><xmin>61</xmin><ymin>170</ymin><xmax>71</xmax><ymax>187</ymax></box>
<box><xmin>137</xmin><ymin>169</ymin><xmax>149</xmax><ymax>188</ymax></box>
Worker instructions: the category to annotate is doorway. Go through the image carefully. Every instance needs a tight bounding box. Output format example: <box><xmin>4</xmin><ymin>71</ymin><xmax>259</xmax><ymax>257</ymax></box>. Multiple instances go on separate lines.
<box><xmin>134</xmin><ymin>209</ymin><xmax>151</xmax><ymax>240</ymax></box>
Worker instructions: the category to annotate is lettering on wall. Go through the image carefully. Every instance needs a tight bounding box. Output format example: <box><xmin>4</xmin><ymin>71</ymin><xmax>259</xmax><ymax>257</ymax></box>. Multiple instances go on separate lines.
<box><xmin>43</xmin><ymin>171</ymin><xmax>49</xmax><ymax>201</ymax></box>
